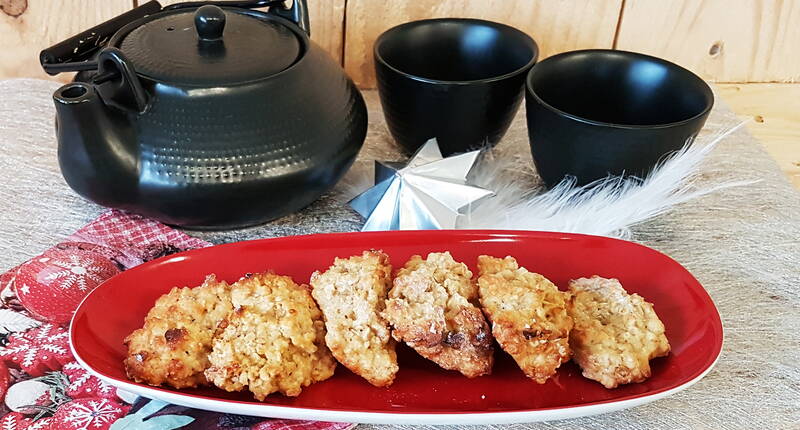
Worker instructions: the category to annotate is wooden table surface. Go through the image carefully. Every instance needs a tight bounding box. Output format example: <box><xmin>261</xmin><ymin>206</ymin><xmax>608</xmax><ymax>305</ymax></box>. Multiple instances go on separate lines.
<box><xmin>717</xmin><ymin>83</ymin><xmax>800</xmax><ymax>190</ymax></box>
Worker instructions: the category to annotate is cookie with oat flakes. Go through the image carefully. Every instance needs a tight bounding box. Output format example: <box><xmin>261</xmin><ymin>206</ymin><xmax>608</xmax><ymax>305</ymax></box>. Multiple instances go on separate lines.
<box><xmin>124</xmin><ymin>274</ymin><xmax>232</xmax><ymax>388</ymax></box>
<box><xmin>567</xmin><ymin>276</ymin><xmax>670</xmax><ymax>388</ymax></box>
<box><xmin>383</xmin><ymin>252</ymin><xmax>493</xmax><ymax>378</ymax></box>
<box><xmin>205</xmin><ymin>272</ymin><xmax>336</xmax><ymax>399</ymax></box>
<box><xmin>311</xmin><ymin>250</ymin><xmax>398</xmax><ymax>387</ymax></box>
<box><xmin>477</xmin><ymin>255</ymin><xmax>572</xmax><ymax>384</ymax></box>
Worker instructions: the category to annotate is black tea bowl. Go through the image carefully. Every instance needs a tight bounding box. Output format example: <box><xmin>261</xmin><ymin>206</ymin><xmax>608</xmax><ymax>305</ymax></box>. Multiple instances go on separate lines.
<box><xmin>525</xmin><ymin>49</ymin><xmax>714</xmax><ymax>187</ymax></box>
<box><xmin>375</xmin><ymin>18</ymin><xmax>538</xmax><ymax>155</ymax></box>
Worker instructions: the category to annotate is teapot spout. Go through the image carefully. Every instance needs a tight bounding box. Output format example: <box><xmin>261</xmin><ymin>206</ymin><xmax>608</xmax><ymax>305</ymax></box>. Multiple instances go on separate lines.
<box><xmin>53</xmin><ymin>82</ymin><xmax>138</xmax><ymax>208</ymax></box>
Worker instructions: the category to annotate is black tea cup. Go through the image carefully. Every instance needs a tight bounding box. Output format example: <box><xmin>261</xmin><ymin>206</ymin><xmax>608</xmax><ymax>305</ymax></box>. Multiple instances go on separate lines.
<box><xmin>375</xmin><ymin>18</ymin><xmax>538</xmax><ymax>155</ymax></box>
<box><xmin>525</xmin><ymin>49</ymin><xmax>714</xmax><ymax>187</ymax></box>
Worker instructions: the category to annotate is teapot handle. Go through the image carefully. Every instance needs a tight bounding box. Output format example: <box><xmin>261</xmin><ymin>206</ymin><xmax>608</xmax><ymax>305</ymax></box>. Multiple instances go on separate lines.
<box><xmin>267</xmin><ymin>0</ymin><xmax>310</xmax><ymax>36</ymax></box>
<box><xmin>40</xmin><ymin>1</ymin><xmax>163</xmax><ymax>75</ymax></box>
<box><xmin>94</xmin><ymin>48</ymin><xmax>150</xmax><ymax>114</ymax></box>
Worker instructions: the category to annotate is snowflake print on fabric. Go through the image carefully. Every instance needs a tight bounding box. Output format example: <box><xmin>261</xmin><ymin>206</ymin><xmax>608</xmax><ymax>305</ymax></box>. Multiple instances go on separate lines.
<box><xmin>52</xmin><ymin>398</ymin><xmax>129</xmax><ymax>430</ymax></box>
<box><xmin>0</xmin><ymin>324</ymin><xmax>72</xmax><ymax>377</ymax></box>
<box><xmin>0</xmin><ymin>412</ymin><xmax>28</xmax><ymax>430</ymax></box>
<box><xmin>38</xmin><ymin>252</ymin><xmax>112</xmax><ymax>292</ymax></box>
<box><xmin>26</xmin><ymin>417</ymin><xmax>52</xmax><ymax>430</ymax></box>
<box><xmin>53</xmin><ymin>243</ymin><xmax>125</xmax><ymax>271</ymax></box>
<box><xmin>14</xmin><ymin>250</ymin><xmax>120</xmax><ymax>325</ymax></box>
<box><xmin>62</xmin><ymin>362</ymin><xmax>118</xmax><ymax>401</ymax></box>
<box><xmin>0</xmin><ymin>412</ymin><xmax>50</xmax><ymax>430</ymax></box>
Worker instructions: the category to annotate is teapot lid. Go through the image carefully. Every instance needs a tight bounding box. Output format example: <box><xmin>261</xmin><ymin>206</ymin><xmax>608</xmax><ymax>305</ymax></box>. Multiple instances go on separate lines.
<box><xmin>115</xmin><ymin>5</ymin><xmax>302</xmax><ymax>85</ymax></box>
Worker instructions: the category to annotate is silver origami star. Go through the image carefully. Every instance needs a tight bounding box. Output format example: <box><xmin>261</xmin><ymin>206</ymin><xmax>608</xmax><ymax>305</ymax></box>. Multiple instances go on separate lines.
<box><xmin>349</xmin><ymin>139</ymin><xmax>494</xmax><ymax>231</ymax></box>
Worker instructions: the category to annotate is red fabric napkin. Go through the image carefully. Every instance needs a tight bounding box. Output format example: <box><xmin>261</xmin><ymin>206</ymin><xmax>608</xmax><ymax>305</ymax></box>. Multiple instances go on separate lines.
<box><xmin>0</xmin><ymin>210</ymin><xmax>354</xmax><ymax>430</ymax></box>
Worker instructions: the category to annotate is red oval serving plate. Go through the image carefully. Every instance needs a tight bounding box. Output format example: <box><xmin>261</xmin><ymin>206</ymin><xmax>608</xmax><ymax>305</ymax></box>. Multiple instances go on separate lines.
<box><xmin>70</xmin><ymin>230</ymin><xmax>723</xmax><ymax>425</ymax></box>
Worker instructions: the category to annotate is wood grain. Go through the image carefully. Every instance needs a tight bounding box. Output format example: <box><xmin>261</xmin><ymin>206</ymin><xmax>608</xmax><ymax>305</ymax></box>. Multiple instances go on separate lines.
<box><xmin>0</xmin><ymin>0</ymin><xmax>131</xmax><ymax>82</ymax></box>
<box><xmin>344</xmin><ymin>0</ymin><xmax>623</xmax><ymax>88</ymax></box>
<box><xmin>306</xmin><ymin>0</ymin><xmax>345</xmax><ymax>63</ymax></box>
<box><xmin>717</xmin><ymin>83</ymin><xmax>800</xmax><ymax>189</ymax></box>
<box><xmin>616</xmin><ymin>0</ymin><xmax>800</xmax><ymax>83</ymax></box>
<box><xmin>158</xmin><ymin>0</ymin><xmax>346</xmax><ymax>63</ymax></box>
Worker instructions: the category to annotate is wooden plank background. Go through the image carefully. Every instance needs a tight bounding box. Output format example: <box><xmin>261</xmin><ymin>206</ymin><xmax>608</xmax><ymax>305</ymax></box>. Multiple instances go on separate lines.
<box><xmin>0</xmin><ymin>0</ymin><xmax>131</xmax><ymax>82</ymax></box>
<box><xmin>717</xmin><ymin>83</ymin><xmax>800</xmax><ymax>189</ymax></box>
<box><xmin>616</xmin><ymin>0</ymin><xmax>800</xmax><ymax>83</ymax></box>
<box><xmin>2</xmin><ymin>0</ymin><xmax>798</xmax><ymax>85</ymax></box>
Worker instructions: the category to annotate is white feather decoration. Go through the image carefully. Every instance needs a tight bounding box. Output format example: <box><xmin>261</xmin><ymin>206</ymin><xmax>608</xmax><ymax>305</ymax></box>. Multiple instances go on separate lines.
<box><xmin>463</xmin><ymin>121</ymin><xmax>756</xmax><ymax>238</ymax></box>
<box><xmin>337</xmin><ymin>121</ymin><xmax>756</xmax><ymax>239</ymax></box>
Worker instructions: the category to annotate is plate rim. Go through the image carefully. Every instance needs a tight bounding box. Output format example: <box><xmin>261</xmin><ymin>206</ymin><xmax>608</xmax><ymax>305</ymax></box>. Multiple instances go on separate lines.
<box><xmin>70</xmin><ymin>348</ymin><xmax>721</xmax><ymax>425</ymax></box>
<box><xmin>69</xmin><ymin>229</ymin><xmax>724</xmax><ymax>425</ymax></box>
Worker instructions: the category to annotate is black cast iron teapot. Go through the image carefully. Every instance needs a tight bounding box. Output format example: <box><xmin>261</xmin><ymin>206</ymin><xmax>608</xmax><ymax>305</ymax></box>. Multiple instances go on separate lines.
<box><xmin>40</xmin><ymin>0</ymin><xmax>367</xmax><ymax>229</ymax></box>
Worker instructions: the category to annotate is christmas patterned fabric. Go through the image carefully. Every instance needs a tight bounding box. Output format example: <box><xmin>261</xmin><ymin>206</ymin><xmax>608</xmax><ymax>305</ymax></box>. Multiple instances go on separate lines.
<box><xmin>62</xmin><ymin>362</ymin><xmax>118</xmax><ymax>401</ymax></box>
<box><xmin>51</xmin><ymin>398</ymin><xmax>130</xmax><ymax>430</ymax></box>
<box><xmin>0</xmin><ymin>210</ymin><xmax>354</xmax><ymax>430</ymax></box>
<box><xmin>14</xmin><ymin>250</ymin><xmax>121</xmax><ymax>324</ymax></box>
<box><xmin>0</xmin><ymin>325</ymin><xmax>71</xmax><ymax>377</ymax></box>
<box><xmin>0</xmin><ymin>411</ymin><xmax>53</xmax><ymax>430</ymax></box>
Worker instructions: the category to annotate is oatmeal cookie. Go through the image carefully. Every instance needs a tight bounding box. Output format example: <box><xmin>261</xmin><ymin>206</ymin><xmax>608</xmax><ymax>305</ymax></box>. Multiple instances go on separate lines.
<box><xmin>311</xmin><ymin>250</ymin><xmax>398</xmax><ymax>387</ymax></box>
<box><xmin>383</xmin><ymin>252</ymin><xmax>493</xmax><ymax>378</ymax></box>
<box><xmin>567</xmin><ymin>276</ymin><xmax>670</xmax><ymax>388</ymax></box>
<box><xmin>124</xmin><ymin>274</ymin><xmax>232</xmax><ymax>388</ymax></box>
<box><xmin>477</xmin><ymin>256</ymin><xmax>572</xmax><ymax>384</ymax></box>
<box><xmin>205</xmin><ymin>272</ymin><xmax>336</xmax><ymax>399</ymax></box>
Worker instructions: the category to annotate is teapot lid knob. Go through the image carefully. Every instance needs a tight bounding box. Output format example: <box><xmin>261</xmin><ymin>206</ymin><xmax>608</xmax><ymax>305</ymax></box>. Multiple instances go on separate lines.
<box><xmin>195</xmin><ymin>5</ymin><xmax>226</xmax><ymax>41</ymax></box>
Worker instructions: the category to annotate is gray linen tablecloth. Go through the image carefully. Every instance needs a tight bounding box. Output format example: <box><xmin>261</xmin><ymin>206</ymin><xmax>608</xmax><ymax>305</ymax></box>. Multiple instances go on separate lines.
<box><xmin>0</xmin><ymin>79</ymin><xmax>797</xmax><ymax>429</ymax></box>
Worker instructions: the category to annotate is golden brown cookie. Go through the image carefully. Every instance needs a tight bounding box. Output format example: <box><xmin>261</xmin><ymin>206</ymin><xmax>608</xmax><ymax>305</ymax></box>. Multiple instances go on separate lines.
<box><xmin>477</xmin><ymin>255</ymin><xmax>572</xmax><ymax>384</ymax></box>
<box><xmin>205</xmin><ymin>272</ymin><xmax>336</xmax><ymax>399</ymax></box>
<box><xmin>567</xmin><ymin>276</ymin><xmax>670</xmax><ymax>388</ymax></box>
<box><xmin>311</xmin><ymin>250</ymin><xmax>398</xmax><ymax>387</ymax></box>
<box><xmin>383</xmin><ymin>252</ymin><xmax>493</xmax><ymax>378</ymax></box>
<box><xmin>124</xmin><ymin>274</ymin><xmax>232</xmax><ymax>388</ymax></box>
